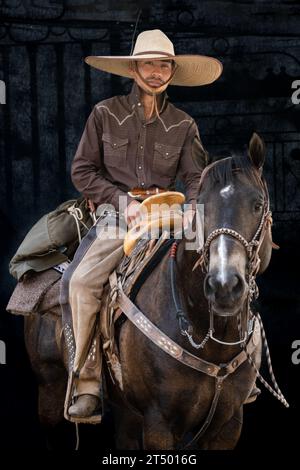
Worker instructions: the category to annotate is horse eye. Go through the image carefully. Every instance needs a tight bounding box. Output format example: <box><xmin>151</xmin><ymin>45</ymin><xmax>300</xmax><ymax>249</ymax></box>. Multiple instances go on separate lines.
<box><xmin>254</xmin><ymin>202</ymin><xmax>263</xmax><ymax>212</ymax></box>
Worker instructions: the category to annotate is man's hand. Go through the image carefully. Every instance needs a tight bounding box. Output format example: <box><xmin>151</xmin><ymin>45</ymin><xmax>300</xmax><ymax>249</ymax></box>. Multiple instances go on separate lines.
<box><xmin>86</xmin><ymin>198</ymin><xmax>96</xmax><ymax>213</ymax></box>
<box><xmin>124</xmin><ymin>200</ymin><xmax>142</xmax><ymax>228</ymax></box>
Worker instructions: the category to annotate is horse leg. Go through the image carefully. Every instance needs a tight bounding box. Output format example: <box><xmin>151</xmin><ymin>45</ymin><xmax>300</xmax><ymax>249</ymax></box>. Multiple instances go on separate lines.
<box><xmin>111</xmin><ymin>403</ymin><xmax>142</xmax><ymax>450</ymax></box>
<box><xmin>37</xmin><ymin>376</ymin><xmax>67</xmax><ymax>426</ymax></box>
<box><xmin>24</xmin><ymin>314</ymin><xmax>67</xmax><ymax>427</ymax></box>
<box><xmin>143</xmin><ymin>409</ymin><xmax>176</xmax><ymax>450</ymax></box>
<box><xmin>200</xmin><ymin>407</ymin><xmax>243</xmax><ymax>450</ymax></box>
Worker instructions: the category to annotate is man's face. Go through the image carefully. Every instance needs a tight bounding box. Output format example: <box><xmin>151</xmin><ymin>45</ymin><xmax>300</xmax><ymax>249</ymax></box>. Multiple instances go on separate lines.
<box><xmin>131</xmin><ymin>59</ymin><xmax>174</xmax><ymax>92</ymax></box>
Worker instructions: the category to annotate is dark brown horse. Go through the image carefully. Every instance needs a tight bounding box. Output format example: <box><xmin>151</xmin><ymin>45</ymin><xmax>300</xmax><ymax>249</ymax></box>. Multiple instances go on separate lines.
<box><xmin>24</xmin><ymin>133</ymin><xmax>275</xmax><ymax>449</ymax></box>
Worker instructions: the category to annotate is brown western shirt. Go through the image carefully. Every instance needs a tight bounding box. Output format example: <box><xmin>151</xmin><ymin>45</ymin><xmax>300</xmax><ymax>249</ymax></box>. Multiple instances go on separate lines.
<box><xmin>71</xmin><ymin>82</ymin><xmax>208</xmax><ymax>210</ymax></box>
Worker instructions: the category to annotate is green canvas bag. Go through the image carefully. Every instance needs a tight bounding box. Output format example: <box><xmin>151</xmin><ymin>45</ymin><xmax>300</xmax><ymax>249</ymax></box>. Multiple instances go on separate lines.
<box><xmin>9</xmin><ymin>197</ymin><xmax>93</xmax><ymax>281</ymax></box>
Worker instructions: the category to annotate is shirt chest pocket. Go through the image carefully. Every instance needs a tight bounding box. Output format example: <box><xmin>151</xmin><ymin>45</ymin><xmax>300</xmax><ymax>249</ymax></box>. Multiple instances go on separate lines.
<box><xmin>102</xmin><ymin>133</ymin><xmax>128</xmax><ymax>168</ymax></box>
<box><xmin>153</xmin><ymin>142</ymin><xmax>181</xmax><ymax>177</ymax></box>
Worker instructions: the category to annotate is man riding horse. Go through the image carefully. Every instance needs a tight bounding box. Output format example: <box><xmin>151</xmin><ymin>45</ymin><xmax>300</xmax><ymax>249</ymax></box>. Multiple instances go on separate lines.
<box><xmin>63</xmin><ymin>29</ymin><xmax>222</xmax><ymax>421</ymax></box>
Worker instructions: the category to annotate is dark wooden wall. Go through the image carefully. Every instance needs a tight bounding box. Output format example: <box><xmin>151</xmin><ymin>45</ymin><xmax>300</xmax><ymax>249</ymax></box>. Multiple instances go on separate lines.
<box><xmin>0</xmin><ymin>0</ymin><xmax>299</xmax><ymax>452</ymax></box>
<box><xmin>1</xmin><ymin>1</ymin><xmax>300</xmax><ymax>234</ymax></box>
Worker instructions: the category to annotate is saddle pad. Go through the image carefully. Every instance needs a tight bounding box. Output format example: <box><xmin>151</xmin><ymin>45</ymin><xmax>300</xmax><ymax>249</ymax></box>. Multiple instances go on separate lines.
<box><xmin>6</xmin><ymin>268</ymin><xmax>61</xmax><ymax>316</ymax></box>
<box><xmin>118</xmin><ymin>231</ymin><xmax>173</xmax><ymax>298</ymax></box>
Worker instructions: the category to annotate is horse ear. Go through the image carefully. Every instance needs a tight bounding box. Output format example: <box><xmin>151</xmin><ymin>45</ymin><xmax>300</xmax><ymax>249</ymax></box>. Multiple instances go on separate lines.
<box><xmin>248</xmin><ymin>133</ymin><xmax>265</xmax><ymax>169</ymax></box>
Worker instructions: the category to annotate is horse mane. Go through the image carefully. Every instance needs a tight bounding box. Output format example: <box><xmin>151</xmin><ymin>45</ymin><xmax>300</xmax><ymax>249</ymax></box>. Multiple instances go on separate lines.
<box><xmin>199</xmin><ymin>155</ymin><xmax>265</xmax><ymax>192</ymax></box>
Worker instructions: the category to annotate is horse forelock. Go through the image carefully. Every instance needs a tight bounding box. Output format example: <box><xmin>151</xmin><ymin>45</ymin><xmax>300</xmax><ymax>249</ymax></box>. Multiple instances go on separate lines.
<box><xmin>199</xmin><ymin>155</ymin><xmax>266</xmax><ymax>198</ymax></box>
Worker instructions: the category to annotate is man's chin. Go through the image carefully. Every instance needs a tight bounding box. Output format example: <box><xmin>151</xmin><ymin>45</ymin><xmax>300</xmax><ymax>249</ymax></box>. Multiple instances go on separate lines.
<box><xmin>144</xmin><ymin>88</ymin><xmax>164</xmax><ymax>96</ymax></box>
<box><xmin>137</xmin><ymin>81</ymin><xmax>167</xmax><ymax>95</ymax></box>
<box><xmin>146</xmin><ymin>82</ymin><xmax>164</xmax><ymax>91</ymax></box>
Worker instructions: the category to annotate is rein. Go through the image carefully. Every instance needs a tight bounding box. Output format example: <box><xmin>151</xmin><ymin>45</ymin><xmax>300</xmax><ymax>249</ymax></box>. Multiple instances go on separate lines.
<box><xmin>109</xmin><ymin>270</ymin><xmax>261</xmax><ymax>448</ymax></box>
<box><xmin>168</xmin><ymin>192</ymin><xmax>289</xmax><ymax>446</ymax></box>
<box><xmin>108</xmin><ymin>172</ymin><xmax>289</xmax><ymax>449</ymax></box>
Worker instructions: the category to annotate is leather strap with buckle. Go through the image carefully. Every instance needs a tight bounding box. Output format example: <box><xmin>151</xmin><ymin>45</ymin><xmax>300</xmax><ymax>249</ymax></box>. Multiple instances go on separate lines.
<box><xmin>128</xmin><ymin>187</ymin><xmax>167</xmax><ymax>201</ymax></box>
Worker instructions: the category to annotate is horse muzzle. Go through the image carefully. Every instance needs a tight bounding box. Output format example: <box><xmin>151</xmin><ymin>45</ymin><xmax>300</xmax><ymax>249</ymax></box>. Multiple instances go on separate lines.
<box><xmin>204</xmin><ymin>270</ymin><xmax>247</xmax><ymax>316</ymax></box>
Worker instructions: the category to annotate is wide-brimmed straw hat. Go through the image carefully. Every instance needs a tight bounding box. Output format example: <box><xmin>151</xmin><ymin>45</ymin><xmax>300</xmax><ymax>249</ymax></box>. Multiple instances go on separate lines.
<box><xmin>85</xmin><ymin>29</ymin><xmax>222</xmax><ymax>87</ymax></box>
<box><xmin>123</xmin><ymin>191</ymin><xmax>185</xmax><ymax>256</ymax></box>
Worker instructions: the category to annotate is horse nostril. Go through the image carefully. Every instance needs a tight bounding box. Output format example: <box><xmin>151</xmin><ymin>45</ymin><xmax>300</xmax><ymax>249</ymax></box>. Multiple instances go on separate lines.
<box><xmin>231</xmin><ymin>275</ymin><xmax>239</xmax><ymax>288</ymax></box>
<box><xmin>204</xmin><ymin>275</ymin><xmax>216</xmax><ymax>297</ymax></box>
<box><xmin>231</xmin><ymin>274</ymin><xmax>244</xmax><ymax>297</ymax></box>
<box><xmin>204</xmin><ymin>272</ymin><xmax>245</xmax><ymax>301</ymax></box>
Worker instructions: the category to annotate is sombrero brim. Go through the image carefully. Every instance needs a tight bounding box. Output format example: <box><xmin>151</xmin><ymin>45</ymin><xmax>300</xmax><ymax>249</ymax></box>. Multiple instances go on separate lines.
<box><xmin>85</xmin><ymin>54</ymin><xmax>222</xmax><ymax>86</ymax></box>
<box><xmin>124</xmin><ymin>212</ymin><xmax>183</xmax><ymax>257</ymax></box>
<box><xmin>140</xmin><ymin>191</ymin><xmax>185</xmax><ymax>212</ymax></box>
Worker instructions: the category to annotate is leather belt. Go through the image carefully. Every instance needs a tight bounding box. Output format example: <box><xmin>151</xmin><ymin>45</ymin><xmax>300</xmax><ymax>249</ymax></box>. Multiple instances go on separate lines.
<box><xmin>128</xmin><ymin>186</ymin><xmax>167</xmax><ymax>201</ymax></box>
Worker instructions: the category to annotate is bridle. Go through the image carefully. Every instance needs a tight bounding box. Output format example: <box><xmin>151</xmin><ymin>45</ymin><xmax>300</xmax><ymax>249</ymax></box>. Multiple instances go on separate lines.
<box><xmin>168</xmin><ymin>174</ymin><xmax>288</xmax><ymax>447</ymax></box>
<box><xmin>175</xmin><ymin>175</ymin><xmax>273</xmax><ymax>348</ymax></box>
<box><xmin>198</xmin><ymin>207</ymin><xmax>271</xmax><ymax>346</ymax></box>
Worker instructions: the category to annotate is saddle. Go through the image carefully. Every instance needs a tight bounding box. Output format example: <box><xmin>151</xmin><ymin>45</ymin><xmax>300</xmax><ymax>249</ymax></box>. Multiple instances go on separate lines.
<box><xmin>124</xmin><ymin>191</ymin><xmax>184</xmax><ymax>256</ymax></box>
<box><xmin>7</xmin><ymin>191</ymin><xmax>184</xmax><ymax>318</ymax></box>
<box><xmin>6</xmin><ymin>228</ymin><xmax>178</xmax><ymax>321</ymax></box>
<box><xmin>7</xmin><ymin>192</ymin><xmax>185</xmax><ymax>395</ymax></box>
<box><xmin>100</xmin><ymin>230</ymin><xmax>175</xmax><ymax>389</ymax></box>
<box><xmin>99</xmin><ymin>192</ymin><xmax>185</xmax><ymax>388</ymax></box>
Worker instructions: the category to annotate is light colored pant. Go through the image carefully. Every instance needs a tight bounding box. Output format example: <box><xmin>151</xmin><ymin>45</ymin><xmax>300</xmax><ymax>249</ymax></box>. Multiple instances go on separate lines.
<box><xmin>69</xmin><ymin>213</ymin><xmax>124</xmax><ymax>396</ymax></box>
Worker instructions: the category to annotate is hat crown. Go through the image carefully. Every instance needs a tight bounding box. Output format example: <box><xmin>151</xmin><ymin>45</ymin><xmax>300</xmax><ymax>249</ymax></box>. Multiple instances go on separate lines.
<box><xmin>132</xmin><ymin>29</ymin><xmax>175</xmax><ymax>57</ymax></box>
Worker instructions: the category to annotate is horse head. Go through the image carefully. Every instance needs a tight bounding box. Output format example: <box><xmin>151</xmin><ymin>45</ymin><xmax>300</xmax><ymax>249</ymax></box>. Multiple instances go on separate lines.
<box><xmin>197</xmin><ymin>133</ymin><xmax>274</xmax><ymax>321</ymax></box>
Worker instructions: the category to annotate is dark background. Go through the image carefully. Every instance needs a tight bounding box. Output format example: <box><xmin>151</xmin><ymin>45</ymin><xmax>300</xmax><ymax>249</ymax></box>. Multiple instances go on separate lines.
<box><xmin>0</xmin><ymin>0</ymin><xmax>299</xmax><ymax>455</ymax></box>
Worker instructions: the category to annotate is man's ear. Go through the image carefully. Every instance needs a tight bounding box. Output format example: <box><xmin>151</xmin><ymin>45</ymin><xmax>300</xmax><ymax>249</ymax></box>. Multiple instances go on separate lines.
<box><xmin>248</xmin><ymin>132</ymin><xmax>266</xmax><ymax>170</ymax></box>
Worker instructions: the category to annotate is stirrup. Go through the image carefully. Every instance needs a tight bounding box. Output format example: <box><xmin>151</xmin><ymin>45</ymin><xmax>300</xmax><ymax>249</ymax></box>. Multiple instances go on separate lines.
<box><xmin>64</xmin><ymin>374</ymin><xmax>102</xmax><ymax>424</ymax></box>
<box><xmin>68</xmin><ymin>413</ymin><xmax>102</xmax><ymax>424</ymax></box>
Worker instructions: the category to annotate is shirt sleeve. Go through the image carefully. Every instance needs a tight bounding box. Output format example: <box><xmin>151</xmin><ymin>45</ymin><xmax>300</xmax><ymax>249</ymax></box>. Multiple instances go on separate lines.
<box><xmin>177</xmin><ymin>120</ymin><xmax>208</xmax><ymax>210</ymax></box>
<box><xmin>71</xmin><ymin>106</ymin><xmax>134</xmax><ymax>210</ymax></box>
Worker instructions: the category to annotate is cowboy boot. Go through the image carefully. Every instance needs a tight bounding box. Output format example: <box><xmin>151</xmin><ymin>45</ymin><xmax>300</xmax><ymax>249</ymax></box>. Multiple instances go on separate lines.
<box><xmin>68</xmin><ymin>394</ymin><xmax>101</xmax><ymax>418</ymax></box>
<box><xmin>67</xmin><ymin>334</ymin><xmax>103</xmax><ymax>423</ymax></box>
